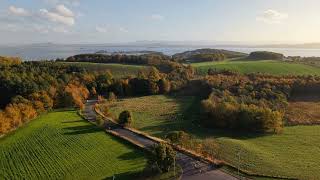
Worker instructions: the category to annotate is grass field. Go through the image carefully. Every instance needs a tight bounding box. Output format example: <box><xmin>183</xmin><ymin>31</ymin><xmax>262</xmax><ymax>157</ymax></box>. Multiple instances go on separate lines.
<box><xmin>108</xmin><ymin>95</ymin><xmax>320</xmax><ymax>179</ymax></box>
<box><xmin>62</xmin><ymin>62</ymin><xmax>148</xmax><ymax>78</ymax></box>
<box><xmin>0</xmin><ymin>110</ymin><xmax>147</xmax><ymax>180</ymax></box>
<box><xmin>192</xmin><ymin>60</ymin><xmax>320</xmax><ymax>76</ymax></box>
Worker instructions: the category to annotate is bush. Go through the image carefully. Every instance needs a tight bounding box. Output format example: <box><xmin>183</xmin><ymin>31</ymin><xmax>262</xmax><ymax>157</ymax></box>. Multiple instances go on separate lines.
<box><xmin>108</xmin><ymin>92</ymin><xmax>117</xmax><ymax>102</ymax></box>
<box><xmin>165</xmin><ymin>131</ymin><xmax>190</xmax><ymax>144</ymax></box>
<box><xmin>118</xmin><ymin>110</ymin><xmax>133</xmax><ymax>126</ymax></box>
<box><xmin>148</xmin><ymin>143</ymin><xmax>176</xmax><ymax>173</ymax></box>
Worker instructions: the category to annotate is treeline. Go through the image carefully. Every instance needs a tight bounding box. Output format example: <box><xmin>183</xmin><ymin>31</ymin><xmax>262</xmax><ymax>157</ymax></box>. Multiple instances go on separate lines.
<box><xmin>248</xmin><ymin>51</ymin><xmax>284</xmax><ymax>60</ymax></box>
<box><xmin>199</xmin><ymin>70</ymin><xmax>320</xmax><ymax>133</ymax></box>
<box><xmin>0</xmin><ymin>61</ymin><xmax>92</xmax><ymax>134</ymax></box>
<box><xmin>172</xmin><ymin>48</ymin><xmax>247</xmax><ymax>62</ymax></box>
<box><xmin>187</xmin><ymin>53</ymin><xmax>226</xmax><ymax>62</ymax></box>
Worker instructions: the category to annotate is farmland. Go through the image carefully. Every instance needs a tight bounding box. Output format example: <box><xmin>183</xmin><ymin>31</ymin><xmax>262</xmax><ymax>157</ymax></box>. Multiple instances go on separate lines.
<box><xmin>0</xmin><ymin>110</ymin><xmax>146</xmax><ymax>180</ymax></box>
<box><xmin>62</xmin><ymin>62</ymin><xmax>148</xmax><ymax>78</ymax></box>
<box><xmin>192</xmin><ymin>60</ymin><xmax>320</xmax><ymax>76</ymax></box>
<box><xmin>107</xmin><ymin>95</ymin><xmax>320</xmax><ymax>179</ymax></box>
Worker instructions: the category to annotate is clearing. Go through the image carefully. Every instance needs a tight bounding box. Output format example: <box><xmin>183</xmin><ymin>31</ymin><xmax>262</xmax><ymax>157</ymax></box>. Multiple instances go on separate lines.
<box><xmin>62</xmin><ymin>62</ymin><xmax>148</xmax><ymax>78</ymax></box>
<box><xmin>0</xmin><ymin>110</ymin><xmax>146</xmax><ymax>180</ymax></box>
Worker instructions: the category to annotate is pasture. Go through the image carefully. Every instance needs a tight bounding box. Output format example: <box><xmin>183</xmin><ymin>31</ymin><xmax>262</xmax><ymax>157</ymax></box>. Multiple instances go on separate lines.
<box><xmin>108</xmin><ymin>95</ymin><xmax>320</xmax><ymax>179</ymax></box>
<box><xmin>192</xmin><ymin>60</ymin><xmax>320</xmax><ymax>76</ymax></box>
<box><xmin>0</xmin><ymin>110</ymin><xmax>146</xmax><ymax>180</ymax></box>
<box><xmin>62</xmin><ymin>62</ymin><xmax>148</xmax><ymax>78</ymax></box>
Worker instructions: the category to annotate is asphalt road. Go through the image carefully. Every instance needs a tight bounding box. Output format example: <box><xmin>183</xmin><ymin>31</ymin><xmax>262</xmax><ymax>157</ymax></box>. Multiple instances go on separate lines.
<box><xmin>84</xmin><ymin>100</ymin><xmax>238</xmax><ymax>180</ymax></box>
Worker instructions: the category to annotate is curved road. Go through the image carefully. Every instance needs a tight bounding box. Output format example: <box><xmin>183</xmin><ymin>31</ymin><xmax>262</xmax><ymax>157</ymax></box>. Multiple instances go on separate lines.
<box><xmin>84</xmin><ymin>100</ymin><xmax>238</xmax><ymax>180</ymax></box>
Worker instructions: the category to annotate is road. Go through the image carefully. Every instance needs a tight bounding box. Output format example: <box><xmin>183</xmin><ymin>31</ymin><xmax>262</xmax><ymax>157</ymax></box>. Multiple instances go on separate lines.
<box><xmin>84</xmin><ymin>100</ymin><xmax>238</xmax><ymax>180</ymax></box>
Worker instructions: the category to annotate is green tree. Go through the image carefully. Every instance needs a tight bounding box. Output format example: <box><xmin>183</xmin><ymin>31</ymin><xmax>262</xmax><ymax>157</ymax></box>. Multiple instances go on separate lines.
<box><xmin>148</xmin><ymin>143</ymin><xmax>176</xmax><ymax>173</ymax></box>
<box><xmin>118</xmin><ymin>110</ymin><xmax>133</xmax><ymax>126</ymax></box>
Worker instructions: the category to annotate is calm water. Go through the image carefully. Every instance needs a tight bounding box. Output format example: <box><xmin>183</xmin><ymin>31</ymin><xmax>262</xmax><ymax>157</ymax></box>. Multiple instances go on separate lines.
<box><xmin>1</xmin><ymin>44</ymin><xmax>320</xmax><ymax>60</ymax></box>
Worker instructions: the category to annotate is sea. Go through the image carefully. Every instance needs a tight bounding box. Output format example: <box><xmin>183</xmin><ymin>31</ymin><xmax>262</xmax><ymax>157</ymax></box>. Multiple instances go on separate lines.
<box><xmin>1</xmin><ymin>44</ymin><xmax>320</xmax><ymax>61</ymax></box>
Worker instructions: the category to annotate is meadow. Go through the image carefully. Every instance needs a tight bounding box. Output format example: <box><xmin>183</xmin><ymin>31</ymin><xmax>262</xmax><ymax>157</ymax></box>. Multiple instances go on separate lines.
<box><xmin>192</xmin><ymin>60</ymin><xmax>320</xmax><ymax>76</ymax></box>
<box><xmin>62</xmin><ymin>62</ymin><xmax>148</xmax><ymax>78</ymax></box>
<box><xmin>0</xmin><ymin>110</ymin><xmax>147</xmax><ymax>180</ymax></box>
<box><xmin>108</xmin><ymin>95</ymin><xmax>320</xmax><ymax>179</ymax></box>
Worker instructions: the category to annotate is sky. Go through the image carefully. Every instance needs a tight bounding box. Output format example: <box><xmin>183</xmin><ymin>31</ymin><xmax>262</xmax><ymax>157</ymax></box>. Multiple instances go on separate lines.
<box><xmin>0</xmin><ymin>0</ymin><xmax>320</xmax><ymax>44</ymax></box>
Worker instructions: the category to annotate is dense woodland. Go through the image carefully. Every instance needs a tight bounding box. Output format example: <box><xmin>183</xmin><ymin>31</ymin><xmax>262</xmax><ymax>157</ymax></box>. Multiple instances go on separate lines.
<box><xmin>200</xmin><ymin>69</ymin><xmax>320</xmax><ymax>133</ymax></box>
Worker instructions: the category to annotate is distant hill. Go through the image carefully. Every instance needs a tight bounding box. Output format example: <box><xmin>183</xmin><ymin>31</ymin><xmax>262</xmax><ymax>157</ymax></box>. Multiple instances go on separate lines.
<box><xmin>172</xmin><ymin>48</ymin><xmax>247</xmax><ymax>61</ymax></box>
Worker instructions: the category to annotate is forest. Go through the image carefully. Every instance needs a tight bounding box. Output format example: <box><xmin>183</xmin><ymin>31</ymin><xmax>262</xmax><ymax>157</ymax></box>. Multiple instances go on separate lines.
<box><xmin>1</xmin><ymin>52</ymin><xmax>320</xmax><ymax>135</ymax></box>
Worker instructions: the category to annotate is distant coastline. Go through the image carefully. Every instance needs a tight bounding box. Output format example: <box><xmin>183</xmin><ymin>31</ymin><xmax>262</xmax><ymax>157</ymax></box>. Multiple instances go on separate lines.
<box><xmin>1</xmin><ymin>42</ymin><xmax>320</xmax><ymax>60</ymax></box>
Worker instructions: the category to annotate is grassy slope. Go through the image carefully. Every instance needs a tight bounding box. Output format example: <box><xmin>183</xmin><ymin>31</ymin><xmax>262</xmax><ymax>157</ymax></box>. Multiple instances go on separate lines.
<box><xmin>62</xmin><ymin>62</ymin><xmax>148</xmax><ymax>78</ymax></box>
<box><xmin>0</xmin><ymin>110</ymin><xmax>146</xmax><ymax>180</ymax></box>
<box><xmin>192</xmin><ymin>60</ymin><xmax>320</xmax><ymax>76</ymax></box>
<box><xmin>108</xmin><ymin>95</ymin><xmax>320</xmax><ymax>179</ymax></box>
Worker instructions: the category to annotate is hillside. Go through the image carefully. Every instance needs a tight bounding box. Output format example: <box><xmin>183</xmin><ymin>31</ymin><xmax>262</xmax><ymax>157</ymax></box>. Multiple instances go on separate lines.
<box><xmin>172</xmin><ymin>48</ymin><xmax>247</xmax><ymax>61</ymax></box>
<box><xmin>192</xmin><ymin>60</ymin><xmax>320</xmax><ymax>76</ymax></box>
<box><xmin>0</xmin><ymin>110</ymin><xmax>146</xmax><ymax>180</ymax></box>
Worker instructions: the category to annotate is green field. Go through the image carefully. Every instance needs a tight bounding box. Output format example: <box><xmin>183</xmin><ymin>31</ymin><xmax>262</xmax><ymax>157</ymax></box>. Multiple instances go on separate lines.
<box><xmin>192</xmin><ymin>60</ymin><xmax>320</xmax><ymax>76</ymax></box>
<box><xmin>108</xmin><ymin>95</ymin><xmax>320</xmax><ymax>179</ymax></box>
<box><xmin>0</xmin><ymin>110</ymin><xmax>146</xmax><ymax>180</ymax></box>
<box><xmin>62</xmin><ymin>62</ymin><xmax>148</xmax><ymax>78</ymax></box>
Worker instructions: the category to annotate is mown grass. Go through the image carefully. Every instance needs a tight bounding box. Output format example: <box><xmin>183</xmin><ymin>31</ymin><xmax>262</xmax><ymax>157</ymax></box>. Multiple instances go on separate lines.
<box><xmin>108</xmin><ymin>95</ymin><xmax>320</xmax><ymax>179</ymax></box>
<box><xmin>0</xmin><ymin>110</ymin><xmax>147</xmax><ymax>180</ymax></box>
<box><xmin>192</xmin><ymin>60</ymin><xmax>320</xmax><ymax>76</ymax></box>
<box><xmin>62</xmin><ymin>62</ymin><xmax>148</xmax><ymax>78</ymax></box>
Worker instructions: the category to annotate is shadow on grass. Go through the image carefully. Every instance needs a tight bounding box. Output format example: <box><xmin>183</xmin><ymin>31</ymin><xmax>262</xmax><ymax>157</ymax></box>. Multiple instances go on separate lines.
<box><xmin>118</xmin><ymin>151</ymin><xmax>145</xmax><ymax>161</ymax></box>
<box><xmin>103</xmin><ymin>171</ymin><xmax>141</xmax><ymax>180</ymax></box>
<box><xmin>63</xmin><ymin>124</ymin><xmax>102</xmax><ymax>135</ymax></box>
<box><xmin>145</xmin><ymin>95</ymin><xmax>272</xmax><ymax>140</ymax></box>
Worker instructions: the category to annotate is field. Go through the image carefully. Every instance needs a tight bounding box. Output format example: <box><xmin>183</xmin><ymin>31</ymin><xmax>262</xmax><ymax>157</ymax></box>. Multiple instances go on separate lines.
<box><xmin>62</xmin><ymin>62</ymin><xmax>148</xmax><ymax>78</ymax></box>
<box><xmin>108</xmin><ymin>95</ymin><xmax>320</xmax><ymax>179</ymax></box>
<box><xmin>0</xmin><ymin>110</ymin><xmax>147</xmax><ymax>180</ymax></box>
<box><xmin>192</xmin><ymin>60</ymin><xmax>320</xmax><ymax>76</ymax></box>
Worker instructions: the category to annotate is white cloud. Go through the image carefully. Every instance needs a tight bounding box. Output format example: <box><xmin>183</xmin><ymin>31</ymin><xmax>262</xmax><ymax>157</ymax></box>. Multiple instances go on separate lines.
<box><xmin>95</xmin><ymin>26</ymin><xmax>108</xmax><ymax>33</ymax></box>
<box><xmin>150</xmin><ymin>14</ymin><xmax>164</xmax><ymax>21</ymax></box>
<box><xmin>256</xmin><ymin>9</ymin><xmax>288</xmax><ymax>24</ymax></box>
<box><xmin>52</xmin><ymin>26</ymin><xmax>69</xmax><ymax>33</ymax></box>
<box><xmin>39</xmin><ymin>5</ymin><xmax>75</xmax><ymax>26</ymax></box>
<box><xmin>55</xmin><ymin>4</ymin><xmax>74</xmax><ymax>17</ymax></box>
<box><xmin>8</xmin><ymin>6</ymin><xmax>30</xmax><ymax>16</ymax></box>
<box><xmin>119</xmin><ymin>27</ymin><xmax>128</xmax><ymax>33</ymax></box>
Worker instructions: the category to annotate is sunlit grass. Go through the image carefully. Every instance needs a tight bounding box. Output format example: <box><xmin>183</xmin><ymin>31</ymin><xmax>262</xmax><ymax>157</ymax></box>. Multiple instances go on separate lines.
<box><xmin>192</xmin><ymin>60</ymin><xmax>320</xmax><ymax>76</ymax></box>
<box><xmin>0</xmin><ymin>110</ymin><xmax>146</xmax><ymax>180</ymax></box>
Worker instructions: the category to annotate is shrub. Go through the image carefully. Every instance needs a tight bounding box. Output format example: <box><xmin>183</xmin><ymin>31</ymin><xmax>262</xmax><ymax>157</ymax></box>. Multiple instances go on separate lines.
<box><xmin>148</xmin><ymin>143</ymin><xmax>176</xmax><ymax>173</ymax></box>
<box><xmin>118</xmin><ymin>110</ymin><xmax>133</xmax><ymax>126</ymax></box>
<box><xmin>108</xmin><ymin>92</ymin><xmax>117</xmax><ymax>102</ymax></box>
<box><xmin>165</xmin><ymin>131</ymin><xmax>190</xmax><ymax>144</ymax></box>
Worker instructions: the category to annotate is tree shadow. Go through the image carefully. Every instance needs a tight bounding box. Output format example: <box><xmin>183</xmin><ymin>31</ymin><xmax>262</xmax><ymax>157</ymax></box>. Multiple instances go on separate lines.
<box><xmin>117</xmin><ymin>151</ymin><xmax>145</xmax><ymax>161</ymax></box>
<box><xmin>103</xmin><ymin>171</ymin><xmax>141</xmax><ymax>180</ymax></box>
<box><xmin>63</xmin><ymin>124</ymin><xmax>102</xmax><ymax>135</ymax></box>
<box><xmin>153</xmin><ymin>95</ymin><xmax>271</xmax><ymax>140</ymax></box>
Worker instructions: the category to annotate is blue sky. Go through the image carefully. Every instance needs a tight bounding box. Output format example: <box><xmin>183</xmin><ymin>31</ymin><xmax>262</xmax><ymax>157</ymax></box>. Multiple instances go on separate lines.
<box><xmin>0</xmin><ymin>0</ymin><xmax>320</xmax><ymax>44</ymax></box>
